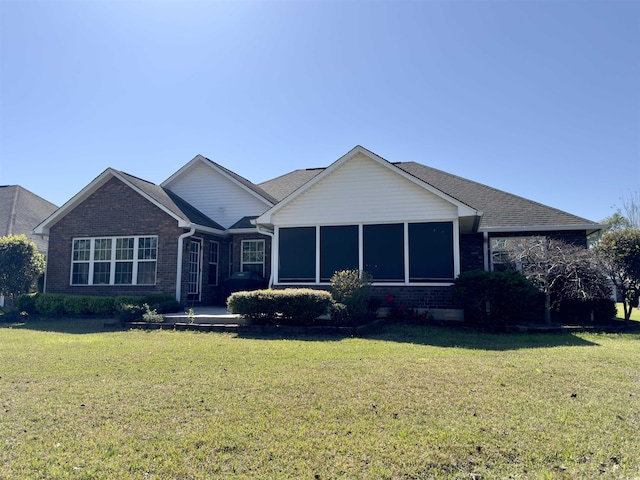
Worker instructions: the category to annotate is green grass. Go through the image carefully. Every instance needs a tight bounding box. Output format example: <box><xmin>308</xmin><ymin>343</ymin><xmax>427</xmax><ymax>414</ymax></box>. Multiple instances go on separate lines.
<box><xmin>617</xmin><ymin>302</ymin><xmax>640</xmax><ymax>321</ymax></box>
<box><xmin>1</xmin><ymin>318</ymin><xmax>639</xmax><ymax>479</ymax></box>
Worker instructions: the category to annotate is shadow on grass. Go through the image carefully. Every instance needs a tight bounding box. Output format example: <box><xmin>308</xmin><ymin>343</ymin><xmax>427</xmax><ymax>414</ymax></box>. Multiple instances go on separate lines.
<box><xmin>236</xmin><ymin>323</ymin><xmax>606</xmax><ymax>350</ymax></box>
<box><xmin>364</xmin><ymin>323</ymin><xmax>603</xmax><ymax>350</ymax></box>
<box><xmin>3</xmin><ymin>316</ymin><xmax>629</xmax><ymax>351</ymax></box>
<box><xmin>0</xmin><ymin>316</ymin><xmax>123</xmax><ymax>335</ymax></box>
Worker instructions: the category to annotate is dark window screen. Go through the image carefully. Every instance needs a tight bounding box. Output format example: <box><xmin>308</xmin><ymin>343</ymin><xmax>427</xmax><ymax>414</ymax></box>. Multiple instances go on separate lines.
<box><xmin>409</xmin><ymin>222</ymin><xmax>454</xmax><ymax>280</ymax></box>
<box><xmin>363</xmin><ymin>223</ymin><xmax>404</xmax><ymax>281</ymax></box>
<box><xmin>320</xmin><ymin>225</ymin><xmax>359</xmax><ymax>281</ymax></box>
<box><xmin>279</xmin><ymin>227</ymin><xmax>316</xmax><ymax>281</ymax></box>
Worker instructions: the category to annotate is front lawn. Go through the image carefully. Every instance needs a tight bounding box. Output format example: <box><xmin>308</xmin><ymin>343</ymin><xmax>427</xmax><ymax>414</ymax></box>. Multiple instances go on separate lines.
<box><xmin>0</xmin><ymin>320</ymin><xmax>638</xmax><ymax>479</ymax></box>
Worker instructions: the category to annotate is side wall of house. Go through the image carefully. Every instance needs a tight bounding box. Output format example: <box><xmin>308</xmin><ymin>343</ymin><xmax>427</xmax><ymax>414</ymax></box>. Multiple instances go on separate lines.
<box><xmin>45</xmin><ymin>178</ymin><xmax>183</xmax><ymax>298</ymax></box>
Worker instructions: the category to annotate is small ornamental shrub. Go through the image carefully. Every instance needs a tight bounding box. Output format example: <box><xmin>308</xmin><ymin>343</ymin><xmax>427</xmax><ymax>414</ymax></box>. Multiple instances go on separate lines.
<box><xmin>118</xmin><ymin>304</ymin><xmax>146</xmax><ymax>323</ymax></box>
<box><xmin>142</xmin><ymin>303</ymin><xmax>164</xmax><ymax>323</ymax></box>
<box><xmin>330</xmin><ymin>270</ymin><xmax>373</xmax><ymax>324</ymax></box>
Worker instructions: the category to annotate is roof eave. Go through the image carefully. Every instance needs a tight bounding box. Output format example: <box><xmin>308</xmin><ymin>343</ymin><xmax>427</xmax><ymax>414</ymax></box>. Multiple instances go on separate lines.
<box><xmin>479</xmin><ymin>224</ymin><xmax>606</xmax><ymax>234</ymax></box>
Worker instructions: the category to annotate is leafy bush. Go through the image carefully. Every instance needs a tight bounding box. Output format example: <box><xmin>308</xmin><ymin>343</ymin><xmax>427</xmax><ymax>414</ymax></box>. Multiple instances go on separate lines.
<box><xmin>330</xmin><ymin>302</ymin><xmax>350</xmax><ymax>325</ymax></box>
<box><xmin>227</xmin><ymin>289</ymin><xmax>333</xmax><ymax>325</ymax></box>
<box><xmin>453</xmin><ymin>269</ymin><xmax>538</xmax><ymax>330</ymax></box>
<box><xmin>155</xmin><ymin>299</ymin><xmax>182</xmax><ymax>314</ymax></box>
<box><xmin>142</xmin><ymin>303</ymin><xmax>164</xmax><ymax>323</ymax></box>
<box><xmin>34</xmin><ymin>293</ymin><xmax>66</xmax><ymax>315</ymax></box>
<box><xmin>16</xmin><ymin>293</ymin><xmax>178</xmax><ymax>317</ymax></box>
<box><xmin>17</xmin><ymin>293</ymin><xmax>39</xmax><ymax>314</ymax></box>
<box><xmin>330</xmin><ymin>270</ymin><xmax>373</xmax><ymax>324</ymax></box>
<box><xmin>118</xmin><ymin>304</ymin><xmax>146</xmax><ymax>322</ymax></box>
<box><xmin>63</xmin><ymin>295</ymin><xmax>91</xmax><ymax>315</ymax></box>
<box><xmin>87</xmin><ymin>296</ymin><xmax>116</xmax><ymax>316</ymax></box>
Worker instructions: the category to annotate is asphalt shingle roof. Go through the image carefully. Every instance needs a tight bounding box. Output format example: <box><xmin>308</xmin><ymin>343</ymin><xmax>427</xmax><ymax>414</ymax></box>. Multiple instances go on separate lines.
<box><xmin>257</xmin><ymin>161</ymin><xmax>599</xmax><ymax>230</ymax></box>
<box><xmin>0</xmin><ymin>185</ymin><xmax>57</xmax><ymax>253</ymax></box>
<box><xmin>117</xmin><ymin>171</ymin><xmax>225</xmax><ymax>231</ymax></box>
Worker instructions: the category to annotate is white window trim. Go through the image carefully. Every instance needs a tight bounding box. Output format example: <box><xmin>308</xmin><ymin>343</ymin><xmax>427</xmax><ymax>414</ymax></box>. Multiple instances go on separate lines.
<box><xmin>208</xmin><ymin>240</ymin><xmax>220</xmax><ymax>286</ymax></box>
<box><xmin>70</xmin><ymin>236</ymin><xmax>158</xmax><ymax>286</ymax></box>
<box><xmin>241</xmin><ymin>239</ymin><xmax>265</xmax><ymax>277</ymax></box>
<box><xmin>273</xmin><ymin>220</ymin><xmax>459</xmax><ymax>286</ymax></box>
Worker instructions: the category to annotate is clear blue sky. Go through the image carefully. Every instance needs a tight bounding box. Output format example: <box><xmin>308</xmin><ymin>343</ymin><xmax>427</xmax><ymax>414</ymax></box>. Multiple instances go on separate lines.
<box><xmin>1</xmin><ymin>0</ymin><xmax>638</xmax><ymax>223</ymax></box>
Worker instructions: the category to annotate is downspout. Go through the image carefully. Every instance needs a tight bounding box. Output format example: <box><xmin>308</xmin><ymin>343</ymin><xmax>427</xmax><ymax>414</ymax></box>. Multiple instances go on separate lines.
<box><xmin>483</xmin><ymin>231</ymin><xmax>489</xmax><ymax>271</ymax></box>
<box><xmin>255</xmin><ymin>224</ymin><xmax>275</xmax><ymax>288</ymax></box>
<box><xmin>176</xmin><ymin>225</ymin><xmax>196</xmax><ymax>303</ymax></box>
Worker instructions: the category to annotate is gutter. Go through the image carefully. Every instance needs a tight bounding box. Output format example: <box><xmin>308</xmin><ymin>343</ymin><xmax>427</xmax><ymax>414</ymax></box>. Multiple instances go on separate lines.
<box><xmin>255</xmin><ymin>223</ymin><xmax>275</xmax><ymax>288</ymax></box>
<box><xmin>176</xmin><ymin>225</ymin><xmax>196</xmax><ymax>302</ymax></box>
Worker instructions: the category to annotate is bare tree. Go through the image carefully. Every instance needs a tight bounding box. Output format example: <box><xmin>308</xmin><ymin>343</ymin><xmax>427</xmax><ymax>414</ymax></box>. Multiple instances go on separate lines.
<box><xmin>619</xmin><ymin>190</ymin><xmax>640</xmax><ymax>230</ymax></box>
<box><xmin>506</xmin><ymin>238</ymin><xmax>611</xmax><ymax>323</ymax></box>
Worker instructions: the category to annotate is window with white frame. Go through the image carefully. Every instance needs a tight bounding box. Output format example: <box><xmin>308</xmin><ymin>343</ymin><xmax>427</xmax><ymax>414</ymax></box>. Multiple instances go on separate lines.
<box><xmin>71</xmin><ymin>236</ymin><xmax>157</xmax><ymax>285</ymax></box>
<box><xmin>241</xmin><ymin>239</ymin><xmax>265</xmax><ymax>277</ymax></box>
<box><xmin>208</xmin><ymin>240</ymin><xmax>219</xmax><ymax>286</ymax></box>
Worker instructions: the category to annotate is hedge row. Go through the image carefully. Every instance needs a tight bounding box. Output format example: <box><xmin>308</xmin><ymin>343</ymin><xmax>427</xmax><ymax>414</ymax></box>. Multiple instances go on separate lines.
<box><xmin>16</xmin><ymin>293</ymin><xmax>181</xmax><ymax>317</ymax></box>
<box><xmin>227</xmin><ymin>289</ymin><xmax>334</xmax><ymax>325</ymax></box>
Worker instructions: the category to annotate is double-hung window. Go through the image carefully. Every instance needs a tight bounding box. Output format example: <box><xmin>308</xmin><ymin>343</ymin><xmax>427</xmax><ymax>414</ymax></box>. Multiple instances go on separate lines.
<box><xmin>71</xmin><ymin>236</ymin><xmax>158</xmax><ymax>285</ymax></box>
<box><xmin>241</xmin><ymin>239</ymin><xmax>265</xmax><ymax>277</ymax></box>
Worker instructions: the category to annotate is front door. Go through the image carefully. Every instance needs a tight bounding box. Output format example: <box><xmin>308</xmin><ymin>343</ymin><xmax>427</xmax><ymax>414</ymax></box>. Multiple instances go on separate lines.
<box><xmin>187</xmin><ymin>240</ymin><xmax>202</xmax><ymax>301</ymax></box>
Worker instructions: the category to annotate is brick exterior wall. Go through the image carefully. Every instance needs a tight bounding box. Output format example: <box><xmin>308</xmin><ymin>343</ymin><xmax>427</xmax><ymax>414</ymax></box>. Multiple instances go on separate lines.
<box><xmin>230</xmin><ymin>232</ymin><xmax>273</xmax><ymax>281</ymax></box>
<box><xmin>46</xmin><ymin>177</ymin><xmax>185</xmax><ymax>298</ymax></box>
<box><xmin>460</xmin><ymin>233</ymin><xmax>485</xmax><ymax>272</ymax></box>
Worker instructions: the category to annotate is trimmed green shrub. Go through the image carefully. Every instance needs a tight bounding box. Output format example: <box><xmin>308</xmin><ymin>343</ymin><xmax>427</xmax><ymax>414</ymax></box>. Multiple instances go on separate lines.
<box><xmin>330</xmin><ymin>270</ymin><xmax>373</xmax><ymax>324</ymax></box>
<box><xmin>275</xmin><ymin>289</ymin><xmax>333</xmax><ymax>325</ymax></box>
<box><xmin>155</xmin><ymin>300</ymin><xmax>182</xmax><ymax>314</ymax></box>
<box><xmin>34</xmin><ymin>293</ymin><xmax>66</xmax><ymax>315</ymax></box>
<box><xmin>17</xmin><ymin>293</ymin><xmax>39</xmax><ymax>314</ymax></box>
<box><xmin>453</xmin><ymin>269</ymin><xmax>538</xmax><ymax>330</ymax></box>
<box><xmin>63</xmin><ymin>295</ymin><xmax>91</xmax><ymax>315</ymax></box>
<box><xmin>86</xmin><ymin>296</ymin><xmax>116</xmax><ymax>316</ymax></box>
<box><xmin>227</xmin><ymin>289</ymin><xmax>333</xmax><ymax>325</ymax></box>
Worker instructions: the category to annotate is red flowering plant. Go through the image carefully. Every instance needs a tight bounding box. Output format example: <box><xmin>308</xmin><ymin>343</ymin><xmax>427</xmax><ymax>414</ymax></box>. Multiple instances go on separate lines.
<box><xmin>384</xmin><ymin>292</ymin><xmax>430</xmax><ymax>323</ymax></box>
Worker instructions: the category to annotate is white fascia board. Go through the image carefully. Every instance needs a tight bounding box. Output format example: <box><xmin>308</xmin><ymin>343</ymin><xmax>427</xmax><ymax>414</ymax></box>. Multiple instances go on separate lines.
<box><xmin>161</xmin><ymin>154</ymin><xmax>274</xmax><ymax>208</ymax></box>
<box><xmin>256</xmin><ymin>145</ymin><xmax>481</xmax><ymax>225</ymax></box>
<box><xmin>112</xmin><ymin>171</ymin><xmax>194</xmax><ymax>228</ymax></box>
<box><xmin>194</xmin><ymin>225</ymin><xmax>228</xmax><ymax>236</ymax></box>
<box><xmin>226</xmin><ymin>227</ymin><xmax>258</xmax><ymax>234</ymax></box>
<box><xmin>480</xmin><ymin>224</ymin><xmax>606</xmax><ymax>233</ymax></box>
<box><xmin>33</xmin><ymin>168</ymin><xmax>194</xmax><ymax>234</ymax></box>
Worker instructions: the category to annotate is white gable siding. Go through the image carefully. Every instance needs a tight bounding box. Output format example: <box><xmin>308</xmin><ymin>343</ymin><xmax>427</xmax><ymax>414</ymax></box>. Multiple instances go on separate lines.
<box><xmin>272</xmin><ymin>153</ymin><xmax>457</xmax><ymax>226</ymax></box>
<box><xmin>165</xmin><ymin>162</ymin><xmax>270</xmax><ymax>228</ymax></box>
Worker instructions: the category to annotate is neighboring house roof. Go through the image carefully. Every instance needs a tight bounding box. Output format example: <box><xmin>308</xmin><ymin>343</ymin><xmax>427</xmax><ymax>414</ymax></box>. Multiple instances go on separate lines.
<box><xmin>0</xmin><ymin>185</ymin><xmax>57</xmax><ymax>253</ymax></box>
<box><xmin>33</xmin><ymin>169</ymin><xmax>225</xmax><ymax>235</ymax></box>
<box><xmin>258</xmin><ymin>147</ymin><xmax>600</xmax><ymax>233</ymax></box>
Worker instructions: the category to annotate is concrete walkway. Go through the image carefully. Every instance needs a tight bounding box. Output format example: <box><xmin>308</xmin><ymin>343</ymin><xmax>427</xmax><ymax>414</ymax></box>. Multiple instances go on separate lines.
<box><xmin>162</xmin><ymin>306</ymin><xmax>243</xmax><ymax>323</ymax></box>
